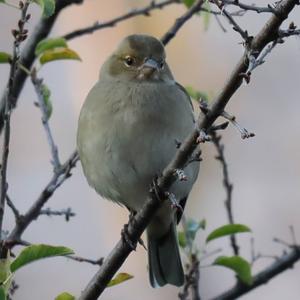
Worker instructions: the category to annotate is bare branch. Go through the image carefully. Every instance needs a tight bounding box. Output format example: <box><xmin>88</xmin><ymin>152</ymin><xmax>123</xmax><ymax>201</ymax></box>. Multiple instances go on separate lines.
<box><xmin>67</xmin><ymin>255</ymin><xmax>104</xmax><ymax>266</ymax></box>
<box><xmin>210</xmin><ymin>246</ymin><xmax>300</xmax><ymax>300</ymax></box>
<box><xmin>78</xmin><ymin>1</ymin><xmax>299</xmax><ymax>299</ymax></box>
<box><xmin>179</xmin><ymin>254</ymin><xmax>201</xmax><ymax>300</ymax></box>
<box><xmin>63</xmin><ymin>0</ymin><xmax>180</xmax><ymax>40</ymax></box>
<box><xmin>0</xmin><ymin>0</ymin><xmax>31</xmax><ymax>242</ymax></box>
<box><xmin>5</xmin><ymin>195</ymin><xmax>20</xmax><ymax>221</ymax></box>
<box><xmin>39</xmin><ymin>207</ymin><xmax>75</xmax><ymax>221</ymax></box>
<box><xmin>0</xmin><ymin>0</ymin><xmax>84</xmax><ymax>134</ymax></box>
<box><xmin>214</xmin><ymin>1</ymin><xmax>250</xmax><ymax>41</ymax></box>
<box><xmin>31</xmin><ymin>70</ymin><xmax>61</xmax><ymax>172</ymax></box>
<box><xmin>211</xmin><ymin>133</ymin><xmax>239</xmax><ymax>256</ymax></box>
<box><xmin>161</xmin><ymin>0</ymin><xmax>205</xmax><ymax>45</ymax></box>
<box><xmin>219</xmin><ymin>0</ymin><xmax>274</xmax><ymax>14</ymax></box>
<box><xmin>7</xmin><ymin>151</ymin><xmax>79</xmax><ymax>243</ymax></box>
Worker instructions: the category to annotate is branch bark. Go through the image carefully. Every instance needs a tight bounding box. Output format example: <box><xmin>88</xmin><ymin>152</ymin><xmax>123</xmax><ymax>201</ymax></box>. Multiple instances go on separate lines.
<box><xmin>0</xmin><ymin>0</ymin><xmax>84</xmax><ymax>134</ymax></box>
<box><xmin>211</xmin><ymin>246</ymin><xmax>300</xmax><ymax>300</ymax></box>
<box><xmin>78</xmin><ymin>1</ymin><xmax>299</xmax><ymax>299</ymax></box>
<box><xmin>6</xmin><ymin>151</ymin><xmax>78</xmax><ymax>244</ymax></box>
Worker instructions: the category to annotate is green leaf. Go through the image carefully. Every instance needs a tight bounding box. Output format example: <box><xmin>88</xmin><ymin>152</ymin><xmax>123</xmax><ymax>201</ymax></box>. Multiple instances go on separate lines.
<box><xmin>0</xmin><ymin>254</ymin><xmax>12</xmax><ymax>294</ymax></box>
<box><xmin>214</xmin><ymin>256</ymin><xmax>253</xmax><ymax>285</ymax></box>
<box><xmin>0</xmin><ymin>287</ymin><xmax>6</xmax><ymax>300</ymax></box>
<box><xmin>185</xmin><ymin>86</ymin><xmax>209</xmax><ymax>102</ymax></box>
<box><xmin>0</xmin><ymin>52</ymin><xmax>12</xmax><ymax>64</ymax></box>
<box><xmin>55</xmin><ymin>292</ymin><xmax>75</xmax><ymax>300</ymax></box>
<box><xmin>178</xmin><ymin>231</ymin><xmax>187</xmax><ymax>248</ymax></box>
<box><xmin>10</xmin><ymin>244</ymin><xmax>74</xmax><ymax>272</ymax></box>
<box><xmin>35</xmin><ymin>37</ymin><xmax>67</xmax><ymax>56</ymax></box>
<box><xmin>41</xmin><ymin>84</ymin><xmax>52</xmax><ymax>119</ymax></box>
<box><xmin>183</xmin><ymin>0</ymin><xmax>195</xmax><ymax>8</ymax></box>
<box><xmin>33</xmin><ymin>0</ymin><xmax>55</xmax><ymax>17</ymax></box>
<box><xmin>0</xmin><ymin>258</ymin><xmax>11</xmax><ymax>284</ymax></box>
<box><xmin>107</xmin><ymin>273</ymin><xmax>133</xmax><ymax>287</ymax></box>
<box><xmin>39</xmin><ymin>48</ymin><xmax>81</xmax><ymax>65</ymax></box>
<box><xmin>206</xmin><ymin>224</ymin><xmax>251</xmax><ymax>243</ymax></box>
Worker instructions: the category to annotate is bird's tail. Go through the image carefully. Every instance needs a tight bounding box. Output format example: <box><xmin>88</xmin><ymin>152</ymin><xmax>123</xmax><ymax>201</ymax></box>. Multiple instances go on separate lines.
<box><xmin>147</xmin><ymin>222</ymin><xmax>184</xmax><ymax>287</ymax></box>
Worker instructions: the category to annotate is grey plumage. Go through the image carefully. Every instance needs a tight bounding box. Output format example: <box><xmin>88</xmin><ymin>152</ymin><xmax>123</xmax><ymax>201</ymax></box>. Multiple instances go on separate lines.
<box><xmin>77</xmin><ymin>34</ymin><xmax>200</xmax><ymax>287</ymax></box>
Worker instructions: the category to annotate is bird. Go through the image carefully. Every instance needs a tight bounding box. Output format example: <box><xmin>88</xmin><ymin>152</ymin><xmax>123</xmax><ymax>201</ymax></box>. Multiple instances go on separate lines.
<box><xmin>77</xmin><ymin>34</ymin><xmax>200</xmax><ymax>288</ymax></box>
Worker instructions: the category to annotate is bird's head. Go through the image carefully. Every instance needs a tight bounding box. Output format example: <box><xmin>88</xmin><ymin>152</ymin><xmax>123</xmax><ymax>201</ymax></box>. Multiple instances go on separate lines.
<box><xmin>100</xmin><ymin>34</ymin><xmax>173</xmax><ymax>82</ymax></box>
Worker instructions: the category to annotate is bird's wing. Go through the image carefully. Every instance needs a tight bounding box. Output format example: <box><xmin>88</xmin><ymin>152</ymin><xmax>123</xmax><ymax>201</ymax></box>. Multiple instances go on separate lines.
<box><xmin>176</xmin><ymin>196</ymin><xmax>187</xmax><ymax>224</ymax></box>
<box><xmin>175</xmin><ymin>82</ymin><xmax>194</xmax><ymax>112</ymax></box>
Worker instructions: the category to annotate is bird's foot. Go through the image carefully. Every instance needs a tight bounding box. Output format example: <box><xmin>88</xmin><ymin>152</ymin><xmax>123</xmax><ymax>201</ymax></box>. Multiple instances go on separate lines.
<box><xmin>121</xmin><ymin>224</ymin><xmax>137</xmax><ymax>251</ymax></box>
<box><xmin>150</xmin><ymin>175</ymin><xmax>163</xmax><ymax>201</ymax></box>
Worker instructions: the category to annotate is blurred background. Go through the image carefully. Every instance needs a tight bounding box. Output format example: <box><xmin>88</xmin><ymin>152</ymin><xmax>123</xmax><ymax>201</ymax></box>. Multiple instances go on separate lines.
<box><xmin>1</xmin><ymin>0</ymin><xmax>300</xmax><ymax>299</ymax></box>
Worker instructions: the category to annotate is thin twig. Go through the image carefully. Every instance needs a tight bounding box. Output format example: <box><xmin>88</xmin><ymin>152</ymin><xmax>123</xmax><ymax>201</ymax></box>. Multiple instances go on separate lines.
<box><xmin>0</xmin><ymin>0</ymin><xmax>31</xmax><ymax>244</ymax></box>
<box><xmin>67</xmin><ymin>255</ymin><xmax>104</xmax><ymax>266</ymax></box>
<box><xmin>214</xmin><ymin>0</ymin><xmax>249</xmax><ymax>41</ymax></box>
<box><xmin>210</xmin><ymin>246</ymin><xmax>300</xmax><ymax>300</ymax></box>
<box><xmin>211</xmin><ymin>133</ymin><xmax>239</xmax><ymax>256</ymax></box>
<box><xmin>179</xmin><ymin>254</ymin><xmax>201</xmax><ymax>300</ymax></box>
<box><xmin>5</xmin><ymin>195</ymin><xmax>20</xmax><ymax>220</ymax></box>
<box><xmin>161</xmin><ymin>0</ymin><xmax>205</xmax><ymax>45</ymax></box>
<box><xmin>0</xmin><ymin>0</ymin><xmax>84</xmax><ymax>134</ymax></box>
<box><xmin>31</xmin><ymin>70</ymin><xmax>61</xmax><ymax>172</ymax></box>
<box><xmin>219</xmin><ymin>0</ymin><xmax>274</xmax><ymax>14</ymax></box>
<box><xmin>63</xmin><ymin>0</ymin><xmax>179</xmax><ymax>40</ymax></box>
<box><xmin>39</xmin><ymin>207</ymin><xmax>75</xmax><ymax>221</ymax></box>
<box><xmin>7</xmin><ymin>151</ymin><xmax>79</xmax><ymax>243</ymax></box>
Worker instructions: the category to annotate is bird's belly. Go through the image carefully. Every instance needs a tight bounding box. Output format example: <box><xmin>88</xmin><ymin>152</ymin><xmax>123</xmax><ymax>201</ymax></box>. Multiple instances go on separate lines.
<box><xmin>80</xmin><ymin>114</ymin><xmax>194</xmax><ymax>211</ymax></box>
<box><xmin>77</xmin><ymin>80</ymin><xmax>199</xmax><ymax>212</ymax></box>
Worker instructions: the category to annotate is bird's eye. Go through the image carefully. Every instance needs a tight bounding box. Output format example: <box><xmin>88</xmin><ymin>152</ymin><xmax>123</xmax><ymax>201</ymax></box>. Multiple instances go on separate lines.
<box><xmin>124</xmin><ymin>56</ymin><xmax>135</xmax><ymax>67</ymax></box>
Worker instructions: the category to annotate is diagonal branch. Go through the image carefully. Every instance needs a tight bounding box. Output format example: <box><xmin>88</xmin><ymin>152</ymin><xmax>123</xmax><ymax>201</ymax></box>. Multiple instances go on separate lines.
<box><xmin>0</xmin><ymin>0</ymin><xmax>31</xmax><ymax>243</ymax></box>
<box><xmin>0</xmin><ymin>0</ymin><xmax>84</xmax><ymax>134</ymax></box>
<box><xmin>6</xmin><ymin>150</ymin><xmax>79</xmax><ymax>244</ymax></box>
<box><xmin>161</xmin><ymin>0</ymin><xmax>205</xmax><ymax>45</ymax></box>
<box><xmin>211</xmin><ymin>246</ymin><xmax>300</xmax><ymax>300</ymax></box>
<box><xmin>63</xmin><ymin>0</ymin><xmax>179</xmax><ymax>40</ymax></box>
<box><xmin>78</xmin><ymin>1</ymin><xmax>299</xmax><ymax>299</ymax></box>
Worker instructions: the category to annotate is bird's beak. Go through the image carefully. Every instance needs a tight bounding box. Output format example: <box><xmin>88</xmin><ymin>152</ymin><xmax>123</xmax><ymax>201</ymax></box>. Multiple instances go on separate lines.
<box><xmin>142</xmin><ymin>58</ymin><xmax>160</xmax><ymax>71</ymax></box>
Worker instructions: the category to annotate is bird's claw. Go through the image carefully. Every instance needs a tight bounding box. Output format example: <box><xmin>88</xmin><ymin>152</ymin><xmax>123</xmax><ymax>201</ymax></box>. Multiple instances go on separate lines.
<box><xmin>121</xmin><ymin>224</ymin><xmax>137</xmax><ymax>251</ymax></box>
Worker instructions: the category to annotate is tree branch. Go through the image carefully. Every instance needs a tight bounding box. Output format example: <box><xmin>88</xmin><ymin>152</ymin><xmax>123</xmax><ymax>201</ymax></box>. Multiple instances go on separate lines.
<box><xmin>0</xmin><ymin>0</ymin><xmax>84</xmax><ymax>134</ymax></box>
<box><xmin>6</xmin><ymin>151</ymin><xmax>79</xmax><ymax>244</ymax></box>
<box><xmin>211</xmin><ymin>133</ymin><xmax>239</xmax><ymax>256</ymax></box>
<box><xmin>211</xmin><ymin>246</ymin><xmax>300</xmax><ymax>300</ymax></box>
<box><xmin>219</xmin><ymin>0</ymin><xmax>274</xmax><ymax>14</ymax></box>
<box><xmin>31</xmin><ymin>70</ymin><xmax>61</xmax><ymax>172</ymax></box>
<box><xmin>63</xmin><ymin>0</ymin><xmax>180</xmax><ymax>40</ymax></box>
<box><xmin>161</xmin><ymin>0</ymin><xmax>205</xmax><ymax>45</ymax></box>
<box><xmin>78</xmin><ymin>1</ymin><xmax>299</xmax><ymax>299</ymax></box>
<box><xmin>0</xmin><ymin>0</ymin><xmax>31</xmax><ymax>244</ymax></box>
